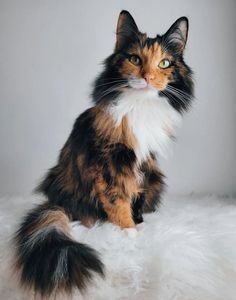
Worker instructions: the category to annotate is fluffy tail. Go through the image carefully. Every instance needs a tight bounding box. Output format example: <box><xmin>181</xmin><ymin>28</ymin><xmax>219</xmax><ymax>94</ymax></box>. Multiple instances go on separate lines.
<box><xmin>13</xmin><ymin>203</ymin><xmax>104</xmax><ymax>298</ymax></box>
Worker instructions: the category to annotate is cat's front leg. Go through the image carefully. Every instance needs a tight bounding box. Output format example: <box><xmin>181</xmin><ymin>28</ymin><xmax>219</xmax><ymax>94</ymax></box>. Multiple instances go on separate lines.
<box><xmin>95</xmin><ymin>143</ymin><xmax>141</xmax><ymax>229</ymax></box>
<box><xmin>95</xmin><ymin>178</ymin><xmax>136</xmax><ymax>229</ymax></box>
<box><xmin>100</xmin><ymin>195</ymin><xmax>135</xmax><ymax>228</ymax></box>
<box><xmin>99</xmin><ymin>194</ymin><xmax>138</xmax><ymax>238</ymax></box>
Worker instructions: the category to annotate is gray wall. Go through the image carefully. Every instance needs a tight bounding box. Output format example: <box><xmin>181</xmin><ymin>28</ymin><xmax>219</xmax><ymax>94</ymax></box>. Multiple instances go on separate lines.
<box><xmin>0</xmin><ymin>0</ymin><xmax>236</xmax><ymax>196</ymax></box>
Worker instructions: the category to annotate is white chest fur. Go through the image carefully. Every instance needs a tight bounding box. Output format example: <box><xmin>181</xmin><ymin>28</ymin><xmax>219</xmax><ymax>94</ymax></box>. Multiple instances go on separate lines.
<box><xmin>109</xmin><ymin>89</ymin><xmax>182</xmax><ymax>162</ymax></box>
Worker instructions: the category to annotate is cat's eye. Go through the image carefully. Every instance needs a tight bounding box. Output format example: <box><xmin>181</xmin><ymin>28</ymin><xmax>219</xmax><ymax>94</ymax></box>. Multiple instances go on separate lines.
<box><xmin>158</xmin><ymin>59</ymin><xmax>171</xmax><ymax>69</ymax></box>
<box><xmin>129</xmin><ymin>55</ymin><xmax>141</xmax><ymax>66</ymax></box>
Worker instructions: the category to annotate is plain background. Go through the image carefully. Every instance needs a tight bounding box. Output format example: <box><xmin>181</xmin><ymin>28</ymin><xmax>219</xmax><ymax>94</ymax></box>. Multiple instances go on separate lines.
<box><xmin>0</xmin><ymin>0</ymin><xmax>235</xmax><ymax>197</ymax></box>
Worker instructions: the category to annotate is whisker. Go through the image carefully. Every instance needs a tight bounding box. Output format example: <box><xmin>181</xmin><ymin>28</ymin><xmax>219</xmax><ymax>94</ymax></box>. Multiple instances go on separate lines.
<box><xmin>162</xmin><ymin>89</ymin><xmax>187</xmax><ymax>108</ymax></box>
<box><xmin>166</xmin><ymin>89</ymin><xmax>188</xmax><ymax>106</ymax></box>
<box><xmin>166</xmin><ymin>86</ymin><xmax>191</xmax><ymax>100</ymax></box>
<box><xmin>96</xmin><ymin>83</ymin><xmax>128</xmax><ymax>102</ymax></box>
<box><xmin>95</xmin><ymin>79</ymin><xmax>127</xmax><ymax>88</ymax></box>
<box><xmin>97</xmin><ymin>77</ymin><xmax>127</xmax><ymax>81</ymax></box>
<box><xmin>167</xmin><ymin>88</ymin><xmax>190</xmax><ymax>100</ymax></box>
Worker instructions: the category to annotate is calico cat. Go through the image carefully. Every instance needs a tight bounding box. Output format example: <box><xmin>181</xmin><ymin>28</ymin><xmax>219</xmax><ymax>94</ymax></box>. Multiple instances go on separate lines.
<box><xmin>14</xmin><ymin>10</ymin><xmax>193</xmax><ymax>298</ymax></box>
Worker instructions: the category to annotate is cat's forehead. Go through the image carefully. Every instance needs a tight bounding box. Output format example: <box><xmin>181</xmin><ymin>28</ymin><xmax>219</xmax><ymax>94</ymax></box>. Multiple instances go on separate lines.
<box><xmin>127</xmin><ymin>38</ymin><xmax>172</xmax><ymax>63</ymax></box>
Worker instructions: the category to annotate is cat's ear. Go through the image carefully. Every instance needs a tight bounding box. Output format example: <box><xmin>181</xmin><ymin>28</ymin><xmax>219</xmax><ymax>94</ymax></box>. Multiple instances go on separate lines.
<box><xmin>163</xmin><ymin>17</ymin><xmax>189</xmax><ymax>54</ymax></box>
<box><xmin>115</xmin><ymin>10</ymin><xmax>139</xmax><ymax>51</ymax></box>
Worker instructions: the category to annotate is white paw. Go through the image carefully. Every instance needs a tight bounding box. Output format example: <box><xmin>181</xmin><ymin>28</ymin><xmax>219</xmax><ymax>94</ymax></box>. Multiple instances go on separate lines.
<box><xmin>124</xmin><ymin>228</ymin><xmax>138</xmax><ymax>239</ymax></box>
<box><xmin>136</xmin><ymin>222</ymin><xmax>145</xmax><ymax>230</ymax></box>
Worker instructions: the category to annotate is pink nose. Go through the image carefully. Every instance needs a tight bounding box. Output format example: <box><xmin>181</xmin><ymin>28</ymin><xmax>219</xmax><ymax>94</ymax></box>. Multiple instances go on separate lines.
<box><xmin>143</xmin><ymin>73</ymin><xmax>154</xmax><ymax>83</ymax></box>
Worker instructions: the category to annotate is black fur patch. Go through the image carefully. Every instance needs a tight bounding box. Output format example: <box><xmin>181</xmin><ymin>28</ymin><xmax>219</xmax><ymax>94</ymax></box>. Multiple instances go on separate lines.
<box><xmin>148</xmin><ymin>171</ymin><xmax>162</xmax><ymax>185</ymax></box>
<box><xmin>111</xmin><ymin>143</ymin><xmax>136</xmax><ymax>173</ymax></box>
<box><xmin>132</xmin><ymin>194</ymin><xmax>145</xmax><ymax>224</ymax></box>
<box><xmin>92</xmin><ymin>55</ymin><xmax>127</xmax><ymax>106</ymax></box>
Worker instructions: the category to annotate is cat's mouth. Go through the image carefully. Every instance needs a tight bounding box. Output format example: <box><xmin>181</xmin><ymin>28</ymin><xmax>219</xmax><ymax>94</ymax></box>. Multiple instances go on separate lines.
<box><xmin>128</xmin><ymin>78</ymin><xmax>148</xmax><ymax>89</ymax></box>
<box><xmin>128</xmin><ymin>78</ymin><xmax>158</xmax><ymax>92</ymax></box>
<box><xmin>128</xmin><ymin>78</ymin><xmax>163</xmax><ymax>93</ymax></box>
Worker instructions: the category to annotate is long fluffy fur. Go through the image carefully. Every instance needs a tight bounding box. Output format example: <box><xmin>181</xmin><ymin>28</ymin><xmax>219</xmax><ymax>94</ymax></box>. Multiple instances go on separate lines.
<box><xmin>14</xmin><ymin>203</ymin><xmax>104</xmax><ymax>297</ymax></box>
<box><xmin>13</xmin><ymin>10</ymin><xmax>194</xmax><ymax>298</ymax></box>
<box><xmin>109</xmin><ymin>88</ymin><xmax>182</xmax><ymax>161</ymax></box>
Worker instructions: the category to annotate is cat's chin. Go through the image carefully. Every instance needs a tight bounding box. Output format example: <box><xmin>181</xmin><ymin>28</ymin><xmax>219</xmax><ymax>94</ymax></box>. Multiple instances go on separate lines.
<box><xmin>129</xmin><ymin>85</ymin><xmax>158</xmax><ymax>97</ymax></box>
<box><xmin>128</xmin><ymin>78</ymin><xmax>153</xmax><ymax>90</ymax></box>
<box><xmin>127</xmin><ymin>78</ymin><xmax>161</xmax><ymax>95</ymax></box>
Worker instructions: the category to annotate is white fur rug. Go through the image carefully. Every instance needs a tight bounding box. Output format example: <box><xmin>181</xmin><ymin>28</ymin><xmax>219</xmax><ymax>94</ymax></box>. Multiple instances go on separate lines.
<box><xmin>0</xmin><ymin>195</ymin><xmax>236</xmax><ymax>300</ymax></box>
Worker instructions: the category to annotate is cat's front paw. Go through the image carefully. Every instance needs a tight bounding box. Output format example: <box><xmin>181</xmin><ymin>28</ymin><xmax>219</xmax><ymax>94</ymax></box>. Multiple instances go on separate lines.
<box><xmin>124</xmin><ymin>228</ymin><xmax>138</xmax><ymax>238</ymax></box>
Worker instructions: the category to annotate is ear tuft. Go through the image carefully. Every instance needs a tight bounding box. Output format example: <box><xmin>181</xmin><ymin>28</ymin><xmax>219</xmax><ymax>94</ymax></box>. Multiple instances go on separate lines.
<box><xmin>163</xmin><ymin>17</ymin><xmax>189</xmax><ymax>54</ymax></box>
<box><xmin>115</xmin><ymin>10</ymin><xmax>139</xmax><ymax>51</ymax></box>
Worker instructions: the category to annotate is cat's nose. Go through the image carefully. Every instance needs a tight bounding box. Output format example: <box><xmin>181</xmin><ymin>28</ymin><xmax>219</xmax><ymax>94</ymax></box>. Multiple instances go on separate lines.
<box><xmin>143</xmin><ymin>73</ymin><xmax>154</xmax><ymax>83</ymax></box>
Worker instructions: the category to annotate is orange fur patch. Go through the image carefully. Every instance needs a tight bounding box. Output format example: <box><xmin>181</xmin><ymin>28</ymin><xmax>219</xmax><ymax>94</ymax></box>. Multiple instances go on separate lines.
<box><xmin>29</xmin><ymin>208</ymin><xmax>70</xmax><ymax>235</ymax></box>
<box><xmin>95</xmin><ymin>176</ymin><xmax>135</xmax><ymax>228</ymax></box>
<box><xmin>94</xmin><ymin>107</ymin><xmax>137</xmax><ymax>148</ymax></box>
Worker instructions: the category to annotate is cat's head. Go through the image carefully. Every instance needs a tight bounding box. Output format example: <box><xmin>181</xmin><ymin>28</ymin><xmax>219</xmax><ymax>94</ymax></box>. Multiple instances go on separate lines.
<box><xmin>93</xmin><ymin>10</ymin><xmax>194</xmax><ymax>112</ymax></box>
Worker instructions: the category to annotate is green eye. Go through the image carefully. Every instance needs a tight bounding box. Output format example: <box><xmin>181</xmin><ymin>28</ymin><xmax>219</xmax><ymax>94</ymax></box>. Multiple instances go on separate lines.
<box><xmin>129</xmin><ymin>55</ymin><xmax>141</xmax><ymax>66</ymax></box>
<box><xmin>158</xmin><ymin>59</ymin><xmax>171</xmax><ymax>69</ymax></box>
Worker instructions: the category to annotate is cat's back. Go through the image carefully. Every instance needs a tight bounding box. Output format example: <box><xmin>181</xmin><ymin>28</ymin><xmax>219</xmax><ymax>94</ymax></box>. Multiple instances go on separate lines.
<box><xmin>36</xmin><ymin>107</ymin><xmax>97</xmax><ymax>201</ymax></box>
